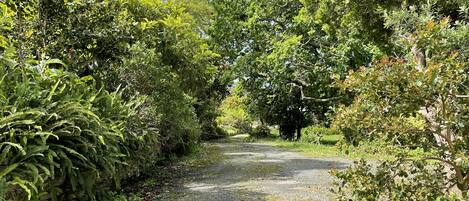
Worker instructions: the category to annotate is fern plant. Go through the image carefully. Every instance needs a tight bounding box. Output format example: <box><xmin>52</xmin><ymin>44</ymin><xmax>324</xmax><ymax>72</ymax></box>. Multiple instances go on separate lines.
<box><xmin>0</xmin><ymin>3</ymin><xmax>147</xmax><ymax>200</ymax></box>
<box><xmin>0</xmin><ymin>57</ymin><xmax>140</xmax><ymax>200</ymax></box>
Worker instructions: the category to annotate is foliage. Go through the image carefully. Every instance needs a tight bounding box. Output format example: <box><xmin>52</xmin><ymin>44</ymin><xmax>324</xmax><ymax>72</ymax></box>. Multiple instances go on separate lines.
<box><xmin>1</xmin><ymin>0</ymin><xmax>227</xmax><ymax>200</ymax></box>
<box><xmin>122</xmin><ymin>0</ymin><xmax>229</xmax><ymax>142</ymax></box>
<box><xmin>332</xmin><ymin>157</ymin><xmax>454</xmax><ymax>201</ymax></box>
<box><xmin>118</xmin><ymin>42</ymin><xmax>201</xmax><ymax>155</ymax></box>
<box><xmin>0</xmin><ymin>57</ymin><xmax>140</xmax><ymax>200</ymax></box>
<box><xmin>209</xmin><ymin>0</ymin><xmax>391</xmax><ymax>140</ymax></box>
<box><xmin>7</xmin><ymin>0</ymin><xmax>132</xmax><ymax>81</ymax></box>
<box><xmin>333</xmin><ymin>2</ymin><xmax>469</xmax><ymax>199</ymax></box>
<box><xmin>123</xmin><ymin>0</ymin><xmax>229</xmax><ymax>141</ymax></box>
<box><xmin>249</xmin><ymin>125</ymin><xmax>272</xmax><ymax>139</ymax></box>
<box><xmin>300</xmin><ymin>126</ymin><xmax>341</xmax><ymax>144</ymax></box>
<box><xmin>217</xmin><ymin>88</ymin><xmax>252</xmax><ymax>135</ymax></box>
<box><xmin>210</xmin><ymin>0</ymin><xmax>468</xmax><ymax>141</ymax></box>
<box><xmin>8</xmin><ymin>0</ymin><xmax>226</xmax><ymax>152</ymax></box>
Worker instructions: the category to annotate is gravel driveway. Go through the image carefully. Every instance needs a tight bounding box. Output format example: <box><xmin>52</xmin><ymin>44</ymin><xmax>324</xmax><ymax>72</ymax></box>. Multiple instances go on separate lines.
<box><xmin>161</xmin><ymin>139</ymin><xmax>350</xmax><ymax>201</ymax></box>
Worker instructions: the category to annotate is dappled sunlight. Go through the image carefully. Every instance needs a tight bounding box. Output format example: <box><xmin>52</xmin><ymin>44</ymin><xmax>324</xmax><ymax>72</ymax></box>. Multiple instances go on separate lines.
<box><xmin>2</xmin><ymin>0</ymin><xmax>466</xmax><ymax>200</ymax></box>
<box><xmin>169</xmin><ymin>140</ymin><xmax>350</xmax><ymax>201</ymax></box>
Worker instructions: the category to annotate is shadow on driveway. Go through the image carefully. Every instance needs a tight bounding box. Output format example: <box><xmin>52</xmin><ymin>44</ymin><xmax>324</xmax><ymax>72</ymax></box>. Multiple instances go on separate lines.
<box><xmin>163</xmin><ymin>140</ymin><xmax>350</xmax><ymax>201</ymax></box>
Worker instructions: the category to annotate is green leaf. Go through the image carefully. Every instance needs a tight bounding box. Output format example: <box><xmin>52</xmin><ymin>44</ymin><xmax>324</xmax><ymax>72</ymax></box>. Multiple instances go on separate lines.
<box><xmin>1</xmin><ymin>57</ymin><xmax>17</xmax><ymax>67</ymax></box>
<box><xmin>0</xmin><ymin>163</ymin><xmax>20</xmax><ymax>178</ymax></box>
<box><xmin>46</xmin><ymin>80</ymin><xmax>61</xmax><ymax>102</ymax></box>
<box><xmin>53</xmin><ymin>145</ymin><xmax>88</xmax><ymax>162</ymax></box>
<box><xmin>45</xmin><ymin>59</ymin><xmax>67</xmax><ymax>67</ymax></box>
<box><xmin>0</xmin><ymin>142</ymin><xmax>26</xmax><ymax>155</ymax></box>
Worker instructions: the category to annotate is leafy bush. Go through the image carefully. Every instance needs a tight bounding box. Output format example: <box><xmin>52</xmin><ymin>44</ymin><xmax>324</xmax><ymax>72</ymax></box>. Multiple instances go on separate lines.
<box><xmin>249</xmin><ymin>125</ymin><xmax>271</xmax><ymax>138</ymax></box>
<box><xmin>332</xmin><ymin>157</ymin><xmax>461</xmax><ymax>201</ymax></box>
<box><xmin>0</xmin><ymin>56</ymin><xmax>139</xmax><ymax>200</ymax></box>
<box><xmin>300</xmin><ymin>126</ymin><xmax>341</xmax><ymax>144</ymax></box>
<box><xmin>217</xmin><ymin>90</ymin><xmax>252</xmax><ymax>135</ymax></box>
<box><xmin>119</xmin><ymin>101</ymin><xmax>160</xmax><ymax>180</ymax></box>
<box><xmin>233</xmin><ymin>120</ymin><xmax>253</xmax><ymax>134</ymax></box>
<box><xmin>118</xmin><ymin>42</ymin><xmax>201</xmax><ymax>155</ymax></box>
<box><xmin>333</xmin><ymin>4</ymin><xmax>469</xmax><ymax>199</ymax></box>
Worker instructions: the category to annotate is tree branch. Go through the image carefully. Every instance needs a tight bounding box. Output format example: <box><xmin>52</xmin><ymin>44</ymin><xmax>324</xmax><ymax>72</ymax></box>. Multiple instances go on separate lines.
<box><xmin>287</xmin><ymin>80</ymin><xmax>343</xmax><ymax>103</ymax></box>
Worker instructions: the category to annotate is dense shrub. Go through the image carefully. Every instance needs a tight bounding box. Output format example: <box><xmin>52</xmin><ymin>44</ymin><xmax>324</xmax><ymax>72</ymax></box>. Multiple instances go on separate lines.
<box><xmin>217</xmin><ymin>90</ymin><xmax>252</xmax><ymax>135</ymax></box>
<box><xmin>0</xmin><ymin>58</ymin><xmax>140</xmax><ymax>200</ymax></box>
<box><xmin>332</xmin><ymin>157</ymin><xmax>455</xmax><ymax>200</ymax></box>
<box><xmin>119</xmin><ymin>101</ymin><xmax>160</xmax><ymax>179</ymax></box>
<box><xmin>0</xmin><ymin>1</ymin><xmax>228</xmax><ymax>200</ymax></box>
<box><xmin>117</xmin><ymin>42</ymin><xmax>203</xmax><ymax>156</ymax></box>
<box><xmin>249</xmin><ymin>125</ymin><xmax>271</xmax><ymax>138</ymax></box>
<box><xmin>333</xmin><ymin>4</ymin><xmax>469</xmax><ymax>199</ymax></box>
<box><xmin>234</xmin><ymin>121</ymin><xmax>253</xmax><ymax>134</ymax></box>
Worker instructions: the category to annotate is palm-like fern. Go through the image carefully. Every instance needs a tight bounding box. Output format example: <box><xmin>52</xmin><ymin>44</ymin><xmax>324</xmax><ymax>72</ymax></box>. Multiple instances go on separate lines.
<box><xmin>0</xmin><ymin>58</ymin><xmax>139</xmax><ymax>200</ymax></box>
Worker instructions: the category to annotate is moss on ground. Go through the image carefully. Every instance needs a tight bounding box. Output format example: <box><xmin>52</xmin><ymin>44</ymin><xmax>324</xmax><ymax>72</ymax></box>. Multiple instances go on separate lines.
<box><xmin>243</xmin><ymin>164</ymin><xmax>282</xmax><ymax>176</ymax></box>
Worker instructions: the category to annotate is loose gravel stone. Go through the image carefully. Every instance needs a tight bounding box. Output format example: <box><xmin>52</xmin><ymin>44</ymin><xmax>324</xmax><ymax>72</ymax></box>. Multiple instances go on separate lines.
<box><xmin>160</xmin><ymin>139</ymin><xmax>351</xmax><ymax>201</ymax></box>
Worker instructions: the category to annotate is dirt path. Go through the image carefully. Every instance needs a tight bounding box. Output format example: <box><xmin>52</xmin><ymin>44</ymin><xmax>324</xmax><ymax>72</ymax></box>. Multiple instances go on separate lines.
<box><xmin>161</xmin><ymin>138</ymin><xmax>350</xmax><ymax>201</ymax></box>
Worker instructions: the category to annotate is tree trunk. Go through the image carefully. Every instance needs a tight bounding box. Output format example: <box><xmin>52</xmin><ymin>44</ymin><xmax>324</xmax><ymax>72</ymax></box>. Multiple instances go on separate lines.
<box><xmin>280</xmin><ymin>124</ymin><xmax>295</xmax><ymax>141</ymax></box>
<box><xmin>296</xmin><ymin>126</ymin><xmax>301</xmax><ymax>141</ymax></box>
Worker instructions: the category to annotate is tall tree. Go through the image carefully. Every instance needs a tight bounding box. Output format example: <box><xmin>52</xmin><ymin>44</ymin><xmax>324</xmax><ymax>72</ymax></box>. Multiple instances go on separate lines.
<box><xmin>210</xmin><ymin>0</ymin><xmax>389</xmax><ymax>139</ymax></box>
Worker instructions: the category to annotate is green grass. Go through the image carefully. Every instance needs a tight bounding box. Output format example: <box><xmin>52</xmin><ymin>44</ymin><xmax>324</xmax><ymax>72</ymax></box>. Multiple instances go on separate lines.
<box><xmin>254</xmin><ymin>136</ymin><xmax>394</xmax><ymax>160</ymax></box>
<box><xmin>237</xmin><ymin>125</ymin><xmax>428</xmax><ymax>161</ymax></box>
<box><xmin>249</xmin><ymin>128</ymin><xmax>346</xmax><ymax>158</ymax></box>
<box><xmin>246</xmin><ymin>127</ymin><xmax>401</xmax><ymax>160</ymax></box>
<box><xmin>320</xmin><ymin>134</ymin><xmax>343</xmax><ymax>145</ymax></box>
<box><xmin>259</xmin><ymin>139</ymin><xmax>342</xmax><ymax>158</ymax></box>
<box><xmin>255</xmin><ymin>137</ymin><xmax>430</xmax><ymax>161</ymax></box>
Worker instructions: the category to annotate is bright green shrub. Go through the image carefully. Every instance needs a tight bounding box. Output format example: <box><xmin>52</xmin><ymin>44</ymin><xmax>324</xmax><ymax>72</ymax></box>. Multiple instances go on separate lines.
<box><xmin>332</xmin><ymin>157</ymin><xmax>454</xmax><ymax>201</ymax></box>
<box><xmin>216</xmin><ymin>90</ymin><xmax>252</xmax><ymax>134</ymax></box>
<box><xmin>301</xmin><ymin>126</ymin><xmax>341</xmax><ymax>144</ymax></box>
<box><xmin>0</xmin><ymin>57</ymin><xmax>139</xmax><ymax>200</ymax></box>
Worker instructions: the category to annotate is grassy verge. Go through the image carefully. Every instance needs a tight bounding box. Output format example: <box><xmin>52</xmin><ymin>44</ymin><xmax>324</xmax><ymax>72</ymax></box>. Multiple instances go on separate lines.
<box><xmin>258</xmin><ymin>139</ymin><xmax>343</xmax><ymax>158</ymax></box>
<box><xmin>252</xmin><ymin>136</ymin><xmax>427</xmax><ymax>161</ymax></box>
<box><xmin>240</xmin><ymin>126</ymin><xmax>426</xmax><ymax>160</ymax></box>
<box><xmin>249</xmin><ymin>134</ymin><xmax>391</xmax><ymax>160</ymax></box>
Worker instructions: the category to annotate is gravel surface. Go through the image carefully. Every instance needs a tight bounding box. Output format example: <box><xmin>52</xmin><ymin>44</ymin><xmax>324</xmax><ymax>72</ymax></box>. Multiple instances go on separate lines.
<box><xmin>161</xmin><ymin>139</ymin><xmax>351</xmax><ymax>201</ymax></box>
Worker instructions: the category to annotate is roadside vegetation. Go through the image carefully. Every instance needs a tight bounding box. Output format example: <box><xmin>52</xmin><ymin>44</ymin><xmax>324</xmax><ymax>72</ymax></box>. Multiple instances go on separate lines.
<box><xmin>0</xmin><ymin>1</ymin><xmax>227</xmax><ymax>200</ymax></box>
<box><xmin>1</xmin><ymin>0</ymin><xmax>468</xmax><ymax>200</ymax></box>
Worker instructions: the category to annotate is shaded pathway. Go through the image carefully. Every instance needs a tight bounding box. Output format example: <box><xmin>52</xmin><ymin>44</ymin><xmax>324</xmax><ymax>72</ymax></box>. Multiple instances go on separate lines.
<box><xmin>162</xmin><ymin>138</ymin><xmax>350</xmax><ymax>201</ymax></box>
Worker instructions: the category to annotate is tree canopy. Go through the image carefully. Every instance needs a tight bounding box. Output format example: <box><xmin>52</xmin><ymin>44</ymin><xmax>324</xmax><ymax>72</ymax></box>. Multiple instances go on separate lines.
<box><xmin>0</xmin><ymin>0</ymin><xmax>468</xmax><ymax>200</ymax></box>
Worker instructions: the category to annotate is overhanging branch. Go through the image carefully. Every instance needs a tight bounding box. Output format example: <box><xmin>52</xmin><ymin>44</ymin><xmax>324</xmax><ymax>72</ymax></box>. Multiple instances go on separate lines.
<box><xmin>287</xmin><ymin>80</ymin><xmax>342</xmax><ymax>103</ymax></box>
<box><xmin>301</xmin><ymin>95</ymin><xmax>343</xmax><ymax>103</ymax></box>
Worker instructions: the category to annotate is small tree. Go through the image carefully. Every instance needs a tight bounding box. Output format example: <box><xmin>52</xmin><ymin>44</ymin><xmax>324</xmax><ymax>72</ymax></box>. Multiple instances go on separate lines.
<box><xmin>333</xmin><ymin>4</ymin><xmax>468</xmax><ymax>199</ymax></box>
